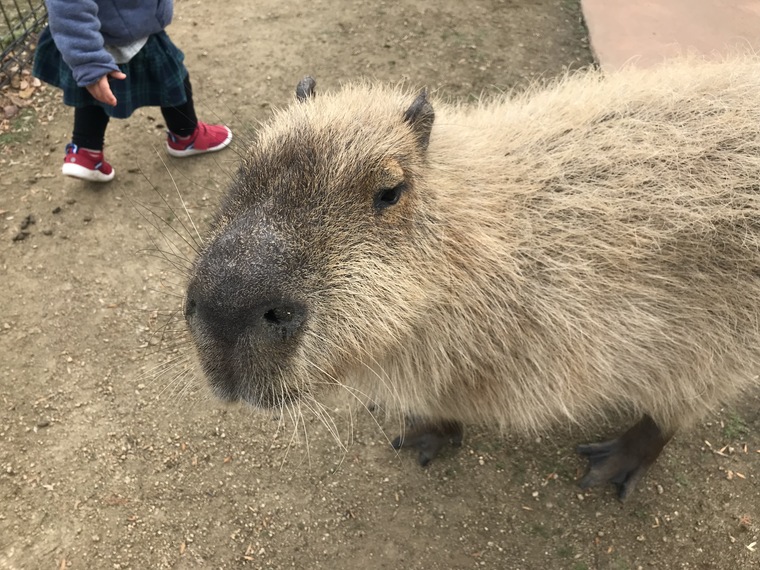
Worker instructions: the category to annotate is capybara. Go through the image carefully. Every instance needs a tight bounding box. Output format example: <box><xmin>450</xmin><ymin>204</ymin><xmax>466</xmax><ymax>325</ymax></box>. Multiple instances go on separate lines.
<box><xmin>184</xmin><ymin>60</ymin><xmax>760</xmax><ymax>499</ymax></box>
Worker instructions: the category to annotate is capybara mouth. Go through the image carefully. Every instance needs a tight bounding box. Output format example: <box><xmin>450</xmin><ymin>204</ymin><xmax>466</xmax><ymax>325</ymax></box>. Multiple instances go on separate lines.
<box><xmin>205</xmin><ymin>371</ymin><xmax>301</xmax><ymax>410</ymax></box>
<box><xmin>241</xmin><ymin>390</ymin><xmax>301</xmax><ymax>410</ymax></box>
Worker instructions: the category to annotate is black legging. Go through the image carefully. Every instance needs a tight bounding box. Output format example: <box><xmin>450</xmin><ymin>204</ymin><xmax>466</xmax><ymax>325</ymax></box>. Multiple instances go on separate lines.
<box><xmin>72</xmin><ymin>74</ymin><xmax>198</xmax><ymax>150</ymax></box>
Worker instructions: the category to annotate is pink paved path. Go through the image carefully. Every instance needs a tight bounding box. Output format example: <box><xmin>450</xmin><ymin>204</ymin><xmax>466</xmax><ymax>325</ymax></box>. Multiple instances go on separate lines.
<box><xmin>582</xmin><ymin>0</ymin><xmax>760</xmax><ymax>69</ymax></box>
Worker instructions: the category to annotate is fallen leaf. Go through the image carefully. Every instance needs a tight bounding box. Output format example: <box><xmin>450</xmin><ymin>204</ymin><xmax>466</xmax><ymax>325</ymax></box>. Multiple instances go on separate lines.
<box><xmin>8</xmin><ymin>94</ymin><xmax>31</xmax><ymax>107</ymax></box>
<box><xmin>17</xmin><ymin>87</ymin><xmax>36</xmax><ymax>100</ymax></box>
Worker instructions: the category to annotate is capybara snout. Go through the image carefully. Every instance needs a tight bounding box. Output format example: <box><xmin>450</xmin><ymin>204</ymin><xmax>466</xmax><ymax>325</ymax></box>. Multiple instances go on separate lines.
<box><xmin>185</xmin><ymin>212</ymin><xmax>310</xmax><ymax>404</ymax></box>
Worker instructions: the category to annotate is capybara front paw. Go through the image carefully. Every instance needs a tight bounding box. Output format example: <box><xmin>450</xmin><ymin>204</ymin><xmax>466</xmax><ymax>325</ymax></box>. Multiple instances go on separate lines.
<box><xmin>392</xmin><ymin>418</ymin><xmax>463</xmax><ymax>466</ymax></box>
<box><xmin>577</xmin><ymin>415</ymin><xmax>670</xmax><ymax>501</ymax></box>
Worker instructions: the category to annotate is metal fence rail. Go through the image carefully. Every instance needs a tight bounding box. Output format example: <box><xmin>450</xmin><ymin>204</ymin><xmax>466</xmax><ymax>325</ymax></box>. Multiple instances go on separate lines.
<box><xmin>0</xmin><ymin>0</ymin><xmax>47</xmax><ymax>87</ymax></box>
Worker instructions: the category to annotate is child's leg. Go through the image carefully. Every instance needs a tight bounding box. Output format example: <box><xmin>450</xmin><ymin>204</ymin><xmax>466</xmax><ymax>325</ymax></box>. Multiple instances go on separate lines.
<box><xmin>163</xmin><ymin>74</ymin><xmax>232</xmax><ymax>157</ymax></box>
<box><xmin>62</xmin><ymin>105</ymin><xmax>115</xmax><ymax>182</ymax></box>
<box><xmin>161</xmin><ymin>74</ymin><xmax>198</xmax><ymax>137</ymax></box>
<box><xmin>73</xmin><ymin>105</ymin><xmax>110</xmax><ymax>151</ymax></box>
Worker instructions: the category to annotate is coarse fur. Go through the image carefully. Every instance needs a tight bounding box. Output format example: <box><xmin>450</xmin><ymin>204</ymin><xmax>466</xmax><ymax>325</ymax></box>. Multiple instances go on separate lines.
<box><xmin>185</xmin><ymin>56</ymin><xmax>760</xmax><ymax>451</ymax></box>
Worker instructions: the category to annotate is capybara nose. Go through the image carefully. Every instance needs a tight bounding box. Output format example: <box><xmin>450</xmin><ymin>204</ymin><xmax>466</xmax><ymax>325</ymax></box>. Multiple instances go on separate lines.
<box><xmin>184</xmin><ymin>214</ymin><xmax>308</xmax><ymax>347</ymax></box>
<box><xmin>185</xmin><ymin>281</ymin><xmax>307</xmax><ymax>346</ymax></box>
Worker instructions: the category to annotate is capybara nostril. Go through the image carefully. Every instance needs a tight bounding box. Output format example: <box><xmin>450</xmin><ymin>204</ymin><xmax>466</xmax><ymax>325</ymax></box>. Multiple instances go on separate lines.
<box><xmin>183</xmin><ymin>295</ymin><xmax>197</xmax><ymax>321</ymax></box>
<box><xmin>187</xmin><ymin>294</ymin><xmax>307</xmax><ymax>347</ymax></box>
<box><xmin>262</xmin><ymin>303</ymin><xmax>307</xmax><ymax>341</ymax></box>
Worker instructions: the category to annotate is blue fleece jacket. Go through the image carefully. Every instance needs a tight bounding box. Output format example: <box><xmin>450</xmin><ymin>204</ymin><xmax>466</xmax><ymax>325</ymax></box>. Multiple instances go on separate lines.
<box><xmin>44</xmin><ymin>0</ymin><xmax>174</xmax><ymax>87</ymax></box>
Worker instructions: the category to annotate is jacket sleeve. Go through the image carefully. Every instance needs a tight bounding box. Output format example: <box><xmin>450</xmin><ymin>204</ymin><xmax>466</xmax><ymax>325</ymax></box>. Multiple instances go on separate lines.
<box><xmin>44</xmin><ymin>0</ymin><xmax>120</xmax><ymax>87</ymax></box>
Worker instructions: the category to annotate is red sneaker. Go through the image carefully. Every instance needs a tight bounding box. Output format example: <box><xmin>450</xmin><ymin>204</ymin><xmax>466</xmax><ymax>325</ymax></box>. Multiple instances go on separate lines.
<box><xmin>166</xmin><ymin>122</ymin><xmax>232</xmax><ymax>157</ymax></box>
<box><xmin>61</xmin><ymin>143</ymin><xmax>115</xmax><ymax>182</ymax></box>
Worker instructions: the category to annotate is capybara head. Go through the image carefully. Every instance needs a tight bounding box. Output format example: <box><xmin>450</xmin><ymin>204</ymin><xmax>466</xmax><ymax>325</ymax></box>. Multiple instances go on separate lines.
<box><xmin>184</xmin><ymin>79</ymin><xmax>444</xmax><ymax>408</ymax></box>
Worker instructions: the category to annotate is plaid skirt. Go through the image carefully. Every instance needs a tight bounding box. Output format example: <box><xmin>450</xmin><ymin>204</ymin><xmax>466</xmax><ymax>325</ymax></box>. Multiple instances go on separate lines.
<box><xmin>33</xmin><ymin>27</ymin><xmax>189</xmax><ymax>119</ymax></box>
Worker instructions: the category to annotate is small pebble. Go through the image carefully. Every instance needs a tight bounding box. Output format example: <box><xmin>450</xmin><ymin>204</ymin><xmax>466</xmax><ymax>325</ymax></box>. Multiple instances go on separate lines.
<box><xmin>20</xmin><ymin>214</ymin><xmax>35</xmax><ymax>230</ymax></box>
<box><xmin>3</xmin><ymin>105</ymin><xmax>19</xmax><ymax>120</ymax></box>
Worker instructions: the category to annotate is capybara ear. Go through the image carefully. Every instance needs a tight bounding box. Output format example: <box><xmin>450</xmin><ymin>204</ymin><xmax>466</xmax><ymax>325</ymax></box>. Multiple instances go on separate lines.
<box><xmin>296</xmin><ymin>76</ymin><xmax>316</xmax><ymax>102</ymax></box>
<box><xmin>403</xmin><ymin>89</ymin><xmax>435</xmax><ymax>150</ymax></box>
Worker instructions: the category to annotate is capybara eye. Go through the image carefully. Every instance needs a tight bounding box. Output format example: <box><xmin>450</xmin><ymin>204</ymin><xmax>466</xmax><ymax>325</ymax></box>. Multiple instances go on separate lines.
<box><xmin>374</xmin><ymin>183</ymin><xmax>406</xmax><ymax>210</ymax></box>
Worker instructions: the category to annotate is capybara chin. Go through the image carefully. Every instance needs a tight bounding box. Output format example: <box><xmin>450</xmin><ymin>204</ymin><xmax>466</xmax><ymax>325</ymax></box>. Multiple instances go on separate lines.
<box><xmin>184</xmin><ymin>59</ymin><xmax>760</xmax><ymax>500</ymax></box>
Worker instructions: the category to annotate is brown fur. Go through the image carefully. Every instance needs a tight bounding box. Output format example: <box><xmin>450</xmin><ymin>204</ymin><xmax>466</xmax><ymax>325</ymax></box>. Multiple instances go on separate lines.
<box><xmin>185</xmin><ymin>56</ymin><xmax>760</xmax><ymax>445</ymax></box>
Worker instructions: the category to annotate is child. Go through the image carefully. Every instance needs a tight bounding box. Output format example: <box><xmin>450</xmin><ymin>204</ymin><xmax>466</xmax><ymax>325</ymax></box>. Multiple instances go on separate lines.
<box><xmin>33</xmin><ymin>0</ymin><xmax>232</xmax><ymax>182</ymax></box>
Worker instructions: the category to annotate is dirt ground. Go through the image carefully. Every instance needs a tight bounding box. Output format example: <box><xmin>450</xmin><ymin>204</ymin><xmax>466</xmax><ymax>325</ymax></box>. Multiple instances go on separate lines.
<box><xmin>1</xmin><ymin>1</ymin><xmax>758</xmax><ymax>568</ymax></box>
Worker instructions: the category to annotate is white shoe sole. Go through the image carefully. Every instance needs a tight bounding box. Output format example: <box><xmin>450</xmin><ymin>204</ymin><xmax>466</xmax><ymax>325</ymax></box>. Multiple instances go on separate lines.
<box><xmin>62</xmin><ymin>162</ymin><xmax>115</xmax><ymax>182</ymax></box>
<box><xmin>166</xmin><ymin>127</ymin><xmax>233</xmax><ymax>158</ymax></box>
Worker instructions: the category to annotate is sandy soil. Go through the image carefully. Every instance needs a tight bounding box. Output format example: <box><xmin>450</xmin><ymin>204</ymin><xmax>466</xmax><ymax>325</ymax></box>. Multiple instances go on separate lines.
<box><xmin>1</xmin><ymin>1</ymin><xmax>758</xmax><ymax>568</ymax></box>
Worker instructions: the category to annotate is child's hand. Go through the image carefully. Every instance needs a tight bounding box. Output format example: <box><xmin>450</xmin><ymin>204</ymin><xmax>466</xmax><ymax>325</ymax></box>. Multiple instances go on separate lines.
<box><xmin>86</xmin><ymin>71</ymin><xmax>127</xmax><ymax>106</ymax></box>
